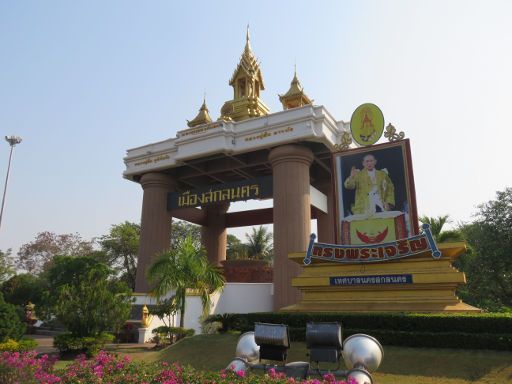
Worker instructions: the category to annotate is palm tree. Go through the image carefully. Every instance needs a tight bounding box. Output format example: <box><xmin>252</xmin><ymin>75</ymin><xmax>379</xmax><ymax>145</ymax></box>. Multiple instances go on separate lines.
<box><xmin>245</xmin><ymin>226</ymin><xmax>273</xmax><ymax>261</ymax></box>
<box><xmin>147</xmin><ymin>236</ymin><xmax>224</xmax><ymax>328</ymax></box>
<box><xmin>419</xmin><ymin>215</ymin><xmax>464</xmax><ymax>242</ymax></box>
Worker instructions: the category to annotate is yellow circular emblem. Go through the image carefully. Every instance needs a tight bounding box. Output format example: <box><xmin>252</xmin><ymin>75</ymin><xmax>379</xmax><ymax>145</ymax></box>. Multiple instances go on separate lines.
<box><xmin>350</xmin><ymin>103</ymin><xmax>385</xmax><ymax>146</ymax></box>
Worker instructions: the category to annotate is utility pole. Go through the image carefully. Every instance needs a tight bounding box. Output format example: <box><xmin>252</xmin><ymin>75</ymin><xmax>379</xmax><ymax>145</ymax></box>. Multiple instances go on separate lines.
<box><xmin>0</xmin><ymin>135</ymin><xmax>23</xmax><ymax>230</ymax></box>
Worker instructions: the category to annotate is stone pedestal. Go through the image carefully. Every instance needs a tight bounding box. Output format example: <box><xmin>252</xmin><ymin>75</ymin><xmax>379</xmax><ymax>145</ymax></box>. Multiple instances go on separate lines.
<box><xmin>138</xmin><ymin>327</ymin><xmax>152</xmax><ymax>344</ymax></box>
<box><xmin>135</xmin><ymin>173</ymin><xmax>176</xmax><ymax>293</ymax></box>
<box><xmin>269</xmin><ymin>145</ymin><xmax>314</xmax><ymax>310</ymax></box>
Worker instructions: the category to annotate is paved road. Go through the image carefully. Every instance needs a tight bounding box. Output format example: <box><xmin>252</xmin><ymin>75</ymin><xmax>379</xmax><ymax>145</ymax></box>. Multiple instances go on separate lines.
<box><xmin>25</xmin><ymin>335</ymin><xmax>156</xmax><ymax>355</ymax></box>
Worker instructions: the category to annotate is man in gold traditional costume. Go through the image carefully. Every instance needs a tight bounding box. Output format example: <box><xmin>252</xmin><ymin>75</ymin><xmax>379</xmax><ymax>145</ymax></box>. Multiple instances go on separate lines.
<box><xmin>344</xmin><ymin>154</ymin><xmax>395</xmax><ymax>215</ymax></box>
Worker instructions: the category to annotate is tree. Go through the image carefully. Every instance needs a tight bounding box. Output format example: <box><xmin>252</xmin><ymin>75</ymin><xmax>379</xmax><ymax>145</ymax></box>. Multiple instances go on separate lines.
<box><xmin>0</xmin><ymin>293</ymin><xmax>25</xmax><ymax>342</ymax></box>
<box><xmin>98</xmin><ymin>222</ymin><xmax>140</xmax><ymax>290</ymax></box>
<box><xmin>456</xmin><ymin>188</ymin><xmax>512</xmax><ymax>311</ymax></box>
<box><xmin>419</xmin><ymin>215</ymin><xmax>464</xmax><ymax>243</ymax></box>
<box><xmin>0</xmin><ymin>249</ymin><xmax>15</xmax><ymax>284</ymax></box>
<box><xmin>147</xmin><ymin>236</ymin><xmax>224</xmax><ymax>328</ymax></box>
<box><xmin>171</xmin><ymin>220</ymin><xmax>201</xmax><ymax>248</ymax></box>
<box><xmin>16</xmin><ymin>231</ymin><xmax>94</xmax><ymax>274</ymax></box>
<box><xmin>226</xmin><ymin>234</ymin><xmax>248</xmax><ymax>260</ymax></box>
<box><xmin>1</xmin><ymin>274</ymin><xmax>46</xmax><ymax>308</ymax></box>
<box><xmin>49</xmin><ymin>256</ymin><xmax>132</xmax><ymax>337</ymax></box>
<box><xmin>245</xmin><ymin>226</ymin><xmax>273</xmax><ymax>261</ymax></box>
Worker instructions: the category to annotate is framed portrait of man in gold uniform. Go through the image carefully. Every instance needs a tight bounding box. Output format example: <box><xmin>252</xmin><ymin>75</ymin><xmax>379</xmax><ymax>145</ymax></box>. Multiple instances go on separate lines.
<box><xmin>333</xmin><ymin>139</ymin><xmax>419</xmax><ymax>245</ymax></box>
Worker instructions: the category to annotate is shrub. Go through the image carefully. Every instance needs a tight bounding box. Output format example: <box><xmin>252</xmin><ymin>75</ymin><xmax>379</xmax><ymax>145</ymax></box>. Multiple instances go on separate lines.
<box><xmin>0</xmin><ymin>338</ymin><xmax>38</xmax><ymax>352</ymax></box>
<box><xmin>54</xmin><ymin>332</ymin><xmax>114</xmax><ymax>357</ymax></box>
<box><xmin>0</xmin><ymin>295</ymin><xmax>25</xmax><ymax>342</ymax></box>
<box><xmin>232</xmin><ymin>312</ymin><xmax>512</xmax><ymax>350</ymax></box>
<box><xmin>0</xmin><ymin>350</ymin><xmax>358</xmax><ymax>383</ymax></box>
<box><xmin>151</xmin><ymin>326</ymin><xmax>195</xmax><ymax>345</ymax></box>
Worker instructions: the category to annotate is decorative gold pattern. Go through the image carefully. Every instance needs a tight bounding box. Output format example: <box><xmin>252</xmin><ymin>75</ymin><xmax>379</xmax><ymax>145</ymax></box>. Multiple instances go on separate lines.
<box><xmin>134</xmin><ymin>154</ymin><xmax>170</xmax><ymax>167</ymax></box>
<box><xmin>334</xmin><ymin>131</ymin><xmax>353</xmax><ymax>151</ymax></box>
<box><xmin>244</xmin><ymin>126</ymin><xmax>293</xmax><ymax>142</ymax></box>
<box><xmin>384</xmin><ymin>123</ymin><xmax>405</xmax><ymax>142</ymax></box>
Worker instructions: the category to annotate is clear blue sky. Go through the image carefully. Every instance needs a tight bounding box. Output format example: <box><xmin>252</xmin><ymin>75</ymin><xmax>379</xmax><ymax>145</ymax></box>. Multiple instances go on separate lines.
<box><xmin>1</xmin><ymin>0</ymin><xmax>511</xmax><ymax>254</ymax></box>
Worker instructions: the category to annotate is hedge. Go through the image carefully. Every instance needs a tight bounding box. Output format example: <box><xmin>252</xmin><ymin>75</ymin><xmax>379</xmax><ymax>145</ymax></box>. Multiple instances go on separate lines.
<box><xmin>208</xmin><ymin>312</ymin><xmax>512</xmax><ymax>351</ymax></box>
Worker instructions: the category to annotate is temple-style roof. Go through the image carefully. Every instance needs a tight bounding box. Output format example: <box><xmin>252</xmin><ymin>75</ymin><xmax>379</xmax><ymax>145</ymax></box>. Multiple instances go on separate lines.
<box><xmin>219</xmin><ymin>27</ymin><xmax>269</xmax><ymax>122</ymax></box>
<box><xmin>187</xmin><ymin>98</ymin><xmax>212</xmax><ymax>128</ymax></box>
<box><xmin>228</xmin><ymin>27</ymin><xmax>265</xmax><ymax>89</ymax></box>
<box><xmin>279</xmin><ymin>68</ymin><xmax>313</xmax><ymax>110</ymax></box>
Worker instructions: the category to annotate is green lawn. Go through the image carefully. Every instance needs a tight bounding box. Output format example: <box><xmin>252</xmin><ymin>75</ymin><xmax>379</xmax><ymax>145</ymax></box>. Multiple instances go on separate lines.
<box><xmin>154</xmin><ymin>334</ymin><xmax>512</xmax><ymax>384</ymax></box>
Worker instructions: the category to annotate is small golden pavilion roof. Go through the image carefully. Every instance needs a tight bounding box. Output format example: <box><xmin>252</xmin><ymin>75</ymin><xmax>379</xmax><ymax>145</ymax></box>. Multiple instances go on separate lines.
<box><xmin>279</xmin><ymin>68</ymin><xmax>313</xmax><ymax>110</ymax></box>
<box><xmin>187</xmin><ymin>98</ymin><xmax>212</xmax><ymax>128</ymax></box>
<box><xmin>219</xmin><ymin>26</ymin><xmax>269</xmax><ymax>122</ymax></box>
<box><xmin>229</xmin><ymin>26</ymin><xmax>265</xmax><ymax>89</ymax></box>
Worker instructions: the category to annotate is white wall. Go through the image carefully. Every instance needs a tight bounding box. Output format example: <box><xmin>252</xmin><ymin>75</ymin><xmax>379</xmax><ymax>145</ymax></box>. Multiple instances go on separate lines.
<box><xmin>135</xmin><ymin>283</ymin><xmax>274</xmax><ymax>339</ymax></box>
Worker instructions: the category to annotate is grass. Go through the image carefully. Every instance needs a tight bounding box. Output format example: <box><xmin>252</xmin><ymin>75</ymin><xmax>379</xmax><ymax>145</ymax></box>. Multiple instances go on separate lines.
<box><xmin>42</xmin><ymin>334</ymin><xmax>512</xmax><ymax>383</ymax></box>
<box><xmin>155</xmin><ymin>334</ymin><xmax>512</xmax><ymax>384</ymax></box>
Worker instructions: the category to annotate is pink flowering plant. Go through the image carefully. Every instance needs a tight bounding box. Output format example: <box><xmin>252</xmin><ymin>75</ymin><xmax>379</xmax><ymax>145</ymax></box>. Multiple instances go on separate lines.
<box><xmin>0</xmin><ymin>349</ymin><xmax>358</xmax><ymax>384</ymax></box>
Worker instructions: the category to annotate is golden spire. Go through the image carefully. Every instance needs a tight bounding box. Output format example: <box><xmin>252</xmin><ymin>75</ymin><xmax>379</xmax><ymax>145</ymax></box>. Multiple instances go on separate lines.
<box><xmin>220</xmin><ymin>27</ymin><xmax>269</xmax><ymax>122</ymax></box>
<box><xmin>279</xmin><ymin>66</ymin><xmax>313</xmax><ymax>110</ymax></box>
<box><xmin>187</xmin><ymin>97</ymin><xmax>212</xmax><ymax>127</ymax></box>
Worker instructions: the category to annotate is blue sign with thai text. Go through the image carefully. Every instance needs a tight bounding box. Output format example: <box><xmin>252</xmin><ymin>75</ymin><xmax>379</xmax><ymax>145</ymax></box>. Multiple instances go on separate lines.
<box><xmin>329</xmin><ymin>274</ymin><xmax>413</xmax><ymax>286</ymax></box>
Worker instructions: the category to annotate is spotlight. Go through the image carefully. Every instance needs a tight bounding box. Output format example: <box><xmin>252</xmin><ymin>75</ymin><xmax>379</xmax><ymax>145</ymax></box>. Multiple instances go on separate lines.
<box><xmin>306</xmin><ymin>322</ymin><xmax>343</xmax><ymax>365</ymax></box>
<box><xmin>342</xmin><ymin>334</ymin><xmax>384</xmax><ymax>372</ymax></box>
<box><xmin>254</xmin><ymin>322</ymin><xmax>290</xmax><ymax>363</ymax></box>
<box><xmin>235</xmin><ymin>331</ymin><xmax>260</xmax><ymax>363</ymax></box>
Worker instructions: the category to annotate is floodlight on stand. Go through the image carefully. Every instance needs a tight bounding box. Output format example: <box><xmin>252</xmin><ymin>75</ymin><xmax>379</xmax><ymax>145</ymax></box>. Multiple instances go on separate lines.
<box><xmin>342</xmin><ymin>334</ymin><xmax>384</xmax><ymax>373</ymax></box>
<box><xmin>306</xmin><ymin>322</ymin><xmax>343</xmax><ymax>368</ymax></box>
<box><xmin>226</xmin><ymin>357</ymin><xmax>251</xmax><ymax>373</ymax></box>
<box><xmin>254</xmin><ymin>322</ymin><xmax>290</xmax><ymax>363</ymax></box>
<box><xmin>347</xmin><ymin>367</ymin><xmax>373</xmax><ymax>384</ymax></box>
<box><xmin>235</xmin><ymin>331</ymin><xmax>260</xmax><ymax>363</ymax></box>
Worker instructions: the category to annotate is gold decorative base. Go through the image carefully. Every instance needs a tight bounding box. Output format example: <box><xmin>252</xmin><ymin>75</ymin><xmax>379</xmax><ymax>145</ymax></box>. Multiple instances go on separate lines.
<box><xmin>282</xmin><ymin>242</ymin><xmax>481</xmax><ymax>313</ymax></box>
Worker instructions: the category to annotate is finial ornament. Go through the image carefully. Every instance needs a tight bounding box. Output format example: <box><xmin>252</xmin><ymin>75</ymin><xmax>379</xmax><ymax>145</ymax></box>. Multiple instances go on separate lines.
<box><xmin>219</xmin><ymin>27</ymin><xmax>269</xmax><ymax>121</ymax></box>
<box><xmin>334</xmin><ymin>131</ymin><xmax>353</xmax><ymax>151</ymax></box>
<box><xmin>187</xmin><ymin>97</ymin><xmax>213</xmax><ymax>127</ymax></box>
<box><xmin>384</xmin><ymin>123</ymin><xmax>405</xmax><ymax>142</ymax></box>
<box><xmin>278</xmin><ymin>66</ymin><xmax>313</xmax><ymax>110</ymax></box>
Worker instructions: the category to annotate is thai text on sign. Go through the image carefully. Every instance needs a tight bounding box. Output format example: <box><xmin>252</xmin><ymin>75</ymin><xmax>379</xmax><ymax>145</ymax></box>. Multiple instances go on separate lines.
<box><xmin>330</xmin><ymin>274</ymin><xmax>413</xmax><ymax>286</ymax></box>
<box><xmin>168</xmin><ymin>176</ymin><xmax>272</xmax><ymax>209</ymax></box>
<box><xmin>303</xmin><ymin>224</ymin><xmax>440</xmax><ymax>265</ymax></box>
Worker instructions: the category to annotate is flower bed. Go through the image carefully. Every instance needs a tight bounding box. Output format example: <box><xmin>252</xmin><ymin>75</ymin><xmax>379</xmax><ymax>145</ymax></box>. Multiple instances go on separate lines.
<box><xmin>0</xmin><ymin>350</ymin><xmax>357</xmax><ymax>384</ymax></box>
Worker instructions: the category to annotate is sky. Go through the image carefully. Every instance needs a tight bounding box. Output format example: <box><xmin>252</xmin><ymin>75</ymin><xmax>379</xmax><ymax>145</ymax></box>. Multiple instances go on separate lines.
<box><xmin>0</xmin><ymin>0</ymin><xmax>511</xmax><ymax>255</ymax></box>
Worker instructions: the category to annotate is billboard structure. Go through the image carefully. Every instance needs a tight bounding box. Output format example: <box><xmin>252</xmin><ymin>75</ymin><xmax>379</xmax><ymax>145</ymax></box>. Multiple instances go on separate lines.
<box><xmin>282</xmin><ymin>103</ymin><xmax>480</xmax><ymax>313</ymax></box>
<box><xmin>334</xmin><ymin>140</ymin><xmax>418</xmax><ymax>245</ymax></box>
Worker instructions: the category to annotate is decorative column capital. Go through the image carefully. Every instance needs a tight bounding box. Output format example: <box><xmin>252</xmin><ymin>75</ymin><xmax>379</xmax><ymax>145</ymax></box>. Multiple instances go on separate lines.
<box><xmin>139</xmin><ymin>173</ymin><xmax>176</xmax><ymax>191</ymax></box>
<box><xmin>268</xmin><ymin>144</ymin><xmax>314</xmax><ymax>168</ymax></box>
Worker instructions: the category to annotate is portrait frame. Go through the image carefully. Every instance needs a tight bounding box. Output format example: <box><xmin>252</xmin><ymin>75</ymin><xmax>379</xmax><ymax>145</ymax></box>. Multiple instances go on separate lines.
<box><xmin>332</xmin><ymin>139</ymin><xmax>419</xmax><ymax>245</ymax></box>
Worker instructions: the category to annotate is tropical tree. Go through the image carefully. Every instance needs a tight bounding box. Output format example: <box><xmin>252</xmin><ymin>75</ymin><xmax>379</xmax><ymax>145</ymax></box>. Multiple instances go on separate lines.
<box><xmin>147</xmin><ymin>236</ymin><xmax>224</xmax><ymax>328</ymax></box>
<box><xmin>245</xmin><ymin>226</ymin><xmax>273</xmax><ymax>261</ymax></box>
<box><xmin>98</xmin><ymin>221</ymin><xmax>140</xmax><ymax>290</ymax></box>
<box><xmin>419</xmin><ymin>215</ymin><xmax>464</xmax><ymax>243</ymax></box>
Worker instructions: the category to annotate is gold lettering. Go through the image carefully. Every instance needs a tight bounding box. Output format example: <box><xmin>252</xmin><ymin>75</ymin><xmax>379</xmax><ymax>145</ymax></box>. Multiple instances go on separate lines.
<box><xmin>241</xmin><ymin>185</ymin><xmax>250</xmax><ymax>198</ymax></box>
<box><xmin>250</xmin><ymin>184</ymin><xmax>259</xmax><ymax>197</ymax></box>
<box><xmin>231</xmin><ymin>187</ymin><xmax>241</xmax><ymax>199</ymax></box>
<box><xmin>221</xmin><ymin>189</ymin><xmax>231</xmax><ymax>200</ymax></box>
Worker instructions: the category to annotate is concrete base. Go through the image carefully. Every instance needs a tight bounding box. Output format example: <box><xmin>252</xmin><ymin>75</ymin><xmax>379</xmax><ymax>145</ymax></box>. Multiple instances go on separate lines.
<box><xmin>138</xmin><ymin>328</ymin><xmax>152</xmax><ymax>344</ymax></box>
<box><xmin>283</xmin><ymin>242</ymin><xmax>481</xmax><ymax>313</ymax></box>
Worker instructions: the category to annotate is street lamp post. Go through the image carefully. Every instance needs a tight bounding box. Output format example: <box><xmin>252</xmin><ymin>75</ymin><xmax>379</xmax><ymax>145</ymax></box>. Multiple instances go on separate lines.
<box><xmin>0</xmin><ymin>135</ymin><xmax>23</xmax><ymax>230</ymax></box>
